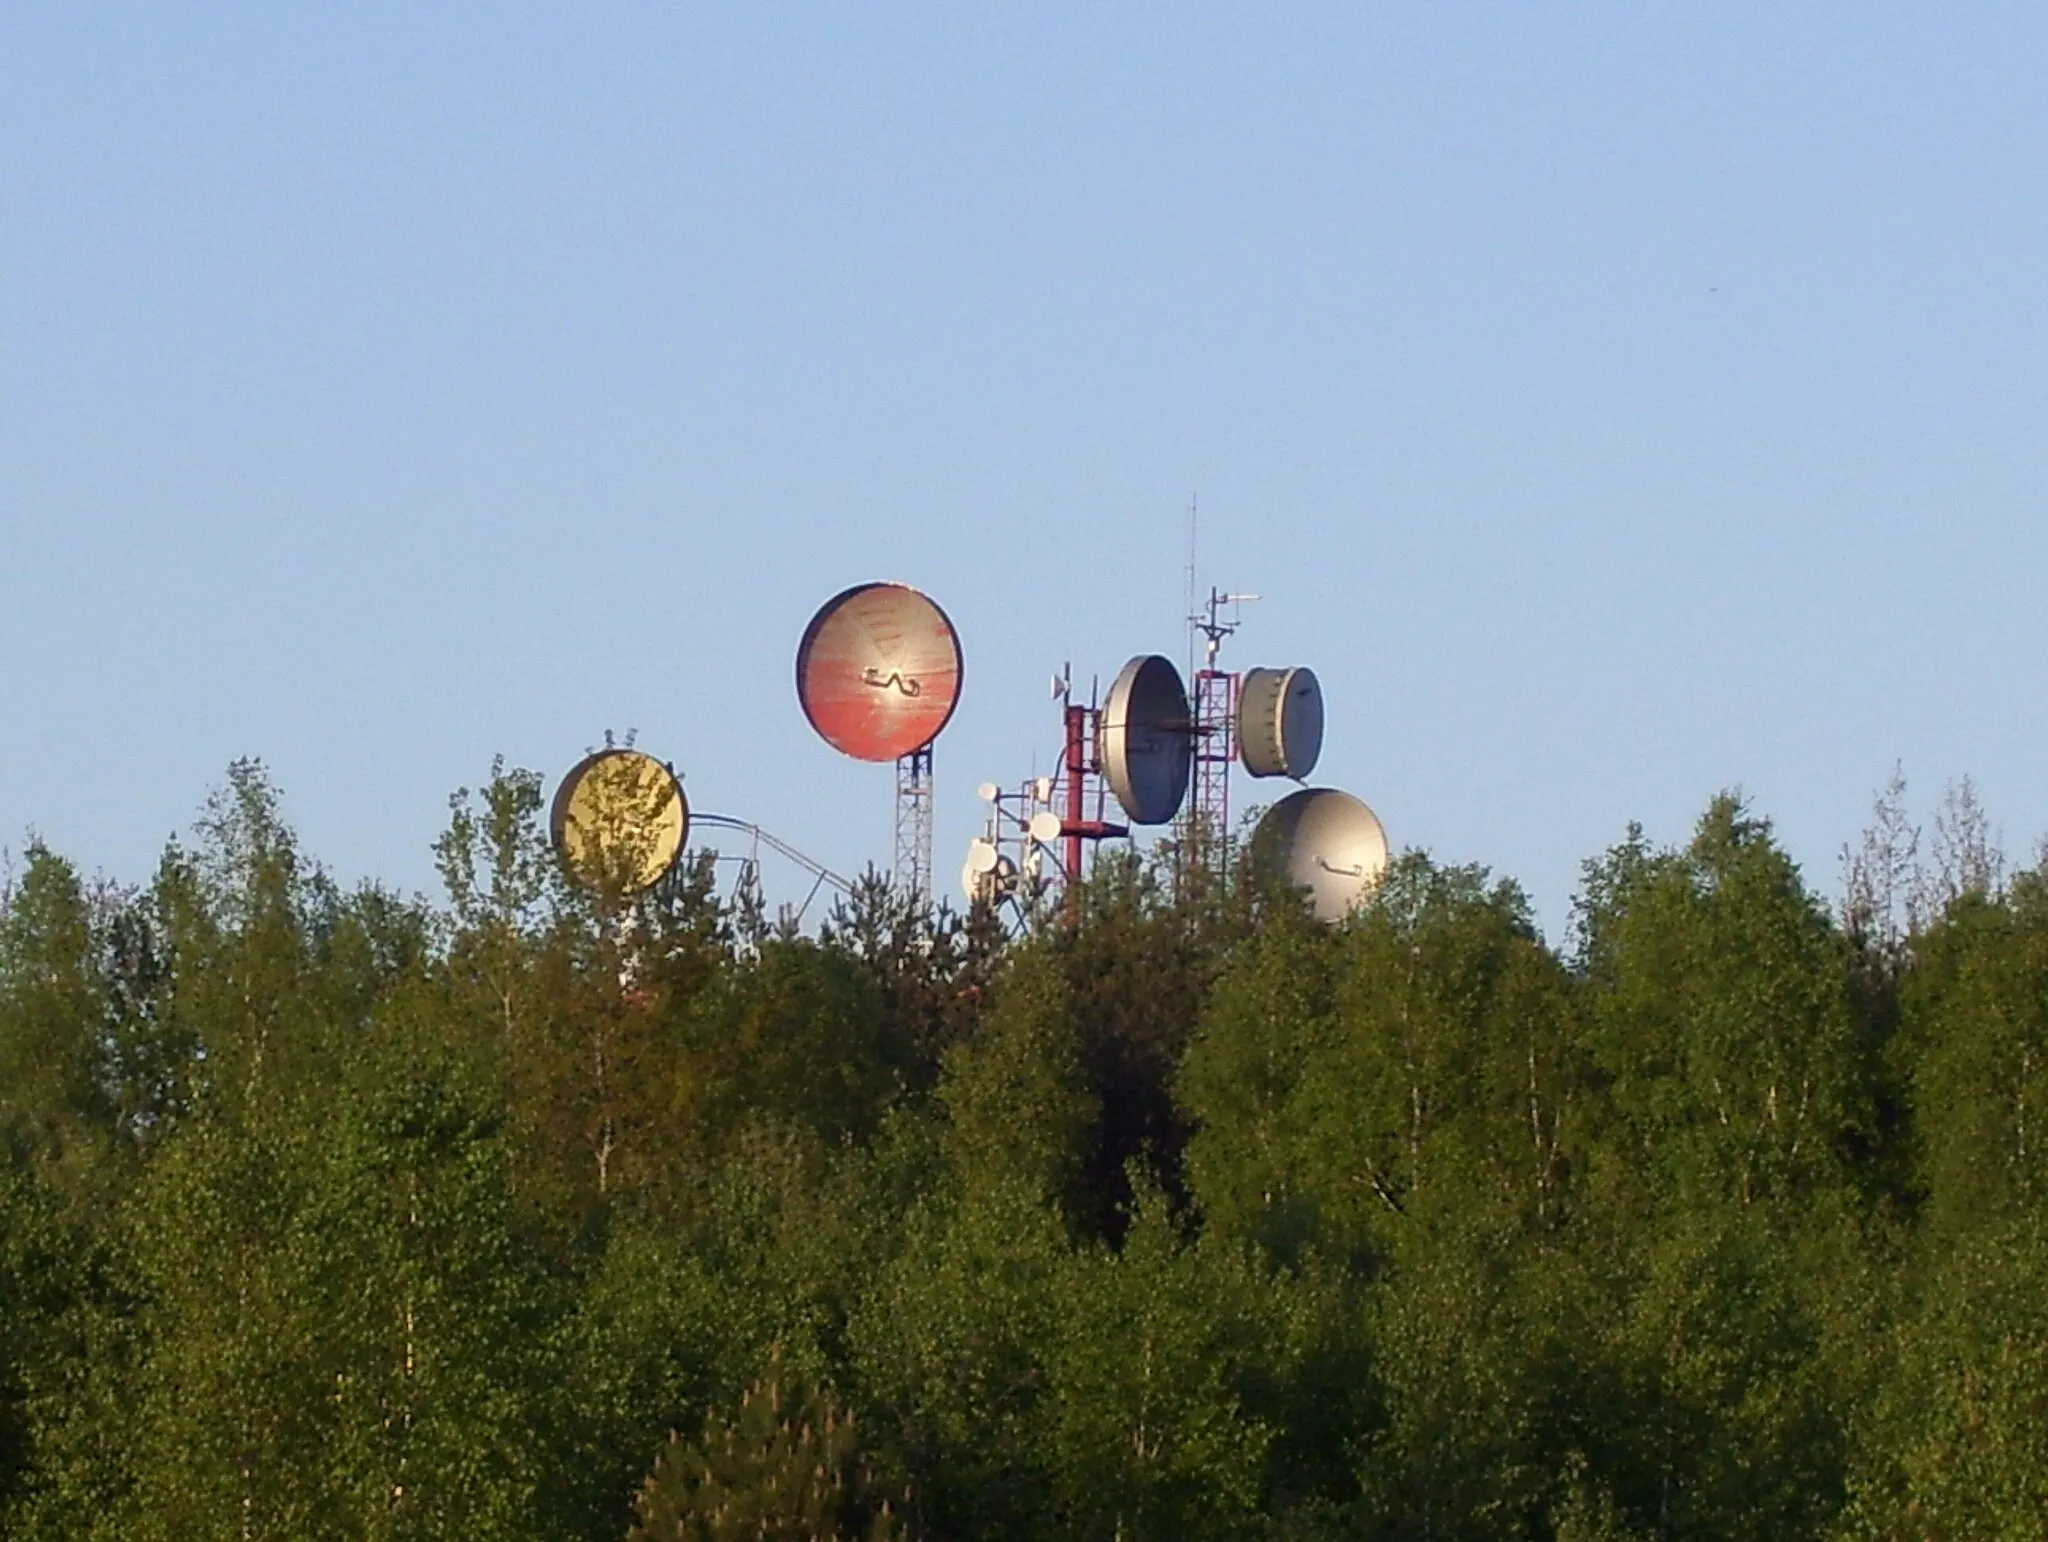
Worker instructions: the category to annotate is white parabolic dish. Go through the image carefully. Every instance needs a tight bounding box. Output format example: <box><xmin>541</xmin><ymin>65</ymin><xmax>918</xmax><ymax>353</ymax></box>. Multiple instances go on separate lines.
<box><xmin>961</xmin><ymin>853</ymin><xmax>1016</xmax><ymax>905</ymax></box>
<box><xmin>1102</xmin><ymin>654</ymin><xmax>1192</xmax><ymax>825</ymax></box>
<box><xmin>1253</xmin><ymin>787</ymin><xmax>1389</xmax><ymax>922</ymax></box>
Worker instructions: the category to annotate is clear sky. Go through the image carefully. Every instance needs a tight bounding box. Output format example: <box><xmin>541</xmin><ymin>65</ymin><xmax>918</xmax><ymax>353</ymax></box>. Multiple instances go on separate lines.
<box><xmin>5</xmin><ymin>6</ymin><xmax>2046</xmax><ymax>939</ymax></box>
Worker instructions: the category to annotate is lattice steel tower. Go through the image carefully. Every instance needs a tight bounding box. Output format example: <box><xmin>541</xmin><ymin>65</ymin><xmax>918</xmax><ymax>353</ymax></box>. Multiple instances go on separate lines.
<box><xmin>894</xmin><ymin>745</ymin><xmax>935</xmax><ymax>904</ymax></box>
<box><xmin>1182</xmin><ymin>587</ymin><xmax>1255</xmax><ymax>887</ymax></box>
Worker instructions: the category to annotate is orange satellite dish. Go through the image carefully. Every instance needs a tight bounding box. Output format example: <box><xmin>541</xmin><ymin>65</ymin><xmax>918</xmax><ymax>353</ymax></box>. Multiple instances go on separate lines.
<box><xmin>796</xmin><ymin>582</ymin><xmax>963</xmax><ymax>762</ymax></box>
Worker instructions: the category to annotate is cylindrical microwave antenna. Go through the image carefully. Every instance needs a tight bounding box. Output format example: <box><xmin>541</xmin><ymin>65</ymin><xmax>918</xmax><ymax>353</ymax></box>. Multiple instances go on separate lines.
<box><xmin>550</xmin><ymin>749</ymin><xmax>689</xmax><ymax>895</ymax></box>
<box><xmin>1237</xmin><ymin>666</ymin><xmax>1324</xmax><ymax>780</ymax></box>
<box><xmin>1102</xmin><ymin>653</ymin><xmax>1193</xmax><ymax>826</ymax></box>
<box><xmin>796</xmin><ymin>582</ymin><xmax>963</xmax><ymax>762</ymax></box>
<box><xmin>1252</xmin><ymin>787</ymin><xmax>1388</xmax><ymax>922</ymax></box>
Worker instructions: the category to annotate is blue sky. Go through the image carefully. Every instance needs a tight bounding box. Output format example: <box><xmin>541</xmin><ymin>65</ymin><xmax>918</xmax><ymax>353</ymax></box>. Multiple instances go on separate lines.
<box><xmin>5</xmin><ymin>6</ymin><xmax>2046</xmax><ymax>937</ymax></box>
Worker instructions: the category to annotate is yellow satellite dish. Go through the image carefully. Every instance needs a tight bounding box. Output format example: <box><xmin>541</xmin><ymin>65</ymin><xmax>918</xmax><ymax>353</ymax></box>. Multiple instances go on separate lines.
<box><xmin>549</xmin><ymin>748</ymin><xmax>688</xmax><ymax>894</ymax></box>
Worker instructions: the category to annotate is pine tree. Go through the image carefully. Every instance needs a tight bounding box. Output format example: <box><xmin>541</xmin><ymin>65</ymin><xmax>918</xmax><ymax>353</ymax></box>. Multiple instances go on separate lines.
<box><xmin>629</xmin><ymin>1351</ymin><xmax>905</xmax><ymax>1541</ymax></box>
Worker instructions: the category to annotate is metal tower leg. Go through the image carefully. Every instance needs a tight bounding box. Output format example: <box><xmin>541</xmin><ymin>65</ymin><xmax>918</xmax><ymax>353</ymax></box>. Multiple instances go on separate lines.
<box><xmin>1183</xmin><ymin>668</ymin><xmax>1237</xmax><ymax>889</ymax></box>
<box><xmin>895</xmin><ymin>745</ymin><xmax>934</xmax><ymax>904</ymax></box>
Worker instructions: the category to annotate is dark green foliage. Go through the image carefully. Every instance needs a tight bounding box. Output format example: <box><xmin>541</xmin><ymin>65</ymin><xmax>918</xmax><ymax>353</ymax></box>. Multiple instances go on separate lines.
<box><xmin>1843</xmin><ymin>1221</ymin><xmax>2048</xmax><ymax>1538</ymax></box>
<box><xmin>1576</xmin><ymin>797</ymin><xmax>1866</xmax><ymax>1211</ymax></box>
<box><xmin>0</xmin><ymin>844</ymin><xmax>117</xmax><ymax>1185</ymax></box>
<box><xmin>8</xmin><ymin>761</ymin><xmax>2048</xmax><ymax>1538</ymax></box>
<box><xmin>1035</xmin><ymin>1187</ymin><xmax>1281</xmax><ymax>1541</ymax></box>
<box><xmin>851</xmin><ymin>1177</ymin><xmax>1068</xmax><ymax>1540</ymax></box>
<box><xmin>1049</xmin><ymin>849</ymin><xmax>1241</xmax><ymax>1236</ymax></box>
<box><xmin>0</xmin><ymin>1161</ymin><xmax>84</xmax><ymax>1520</ymax></box>
<box><xmin>939</xmin><ymin>942</ymin><xmax>1094</xmax><ymax>1212</ymax></box>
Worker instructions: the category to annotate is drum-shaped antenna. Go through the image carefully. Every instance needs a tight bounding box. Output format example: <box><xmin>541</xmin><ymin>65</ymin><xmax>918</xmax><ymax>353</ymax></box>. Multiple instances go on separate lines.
<box><xmin>796</xmin><ymin>582</ymin><xmax>963</xmax><ymax>762</ymax></box>
<box><xmin>550</xmin><ymin>749</ymin><xmax>689</xmax><ymax>894</ymax></box>
<box><xmin>1237</xmin><ymin>666</ymin><xmax>1324</xmax><ymax>780</ymax></box>
<box><xmin>1102</xmin><ymin>653</ymin><xmax>1193</xmax><ymax>825</ymax></box>
<box><xmin>1252</xmin><ymin>787</ymin><xmax>1389</xmax><ymax>922</ymax></box>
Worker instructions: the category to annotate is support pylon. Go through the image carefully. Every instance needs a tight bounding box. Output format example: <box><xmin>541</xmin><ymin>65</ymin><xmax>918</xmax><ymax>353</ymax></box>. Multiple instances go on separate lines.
<box><xmin>1180</xmin><ymin>586</ymin><xmax>1254</xmax><ymax>893</ymax></box>
<box><xmin>1186</xmin><ymin>666</ymin><xmax>1237</xmax><ymax>884</ymax></box>
<box><xmin>894</xmin><ymin>745</ymin><xmax>934</xmax><ymax>904</ymax></box>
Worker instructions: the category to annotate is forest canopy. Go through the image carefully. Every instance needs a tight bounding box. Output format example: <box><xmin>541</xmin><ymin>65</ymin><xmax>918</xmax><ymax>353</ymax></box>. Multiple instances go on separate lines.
<box><xmin>2</xmin><ymin>759</ymin><xmax>2044</xmax><ymax>1540</ymax></box>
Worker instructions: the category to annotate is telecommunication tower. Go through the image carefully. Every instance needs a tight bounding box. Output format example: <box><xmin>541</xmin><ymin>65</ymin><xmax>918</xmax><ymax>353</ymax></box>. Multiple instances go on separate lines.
<box><xmin>963</xmin><ymin>666</ymin><xmax>1132</xmax><ymax>925</ymax></box>
<box><xmin>960</xmin><ymin>501</ymin><xmax>1372</xmax><ymax>925</ymax></box>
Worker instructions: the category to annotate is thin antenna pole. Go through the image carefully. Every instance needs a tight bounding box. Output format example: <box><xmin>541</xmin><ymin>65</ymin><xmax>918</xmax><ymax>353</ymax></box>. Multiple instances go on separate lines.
<box><xmin>1185</xmin><ymin>493</ymin><xmax>1198</xmax><ymax>687</ymax></box>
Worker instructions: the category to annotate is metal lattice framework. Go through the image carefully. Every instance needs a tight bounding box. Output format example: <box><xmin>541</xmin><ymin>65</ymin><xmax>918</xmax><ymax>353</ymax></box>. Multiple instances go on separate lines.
<box><xmin>1179</xmin><ymin>586</ymin><xmax>1254</xmax><ymax>892</ymax></box>
<box><xmin>894</xmin><ymin>744</ymin><xmax>934</xmax><ymax>903</ymax></box>
<box><xmin>1185</xmin><ymin>667</ymin><xmax>1238</xmax><ymax>884</ymax></box>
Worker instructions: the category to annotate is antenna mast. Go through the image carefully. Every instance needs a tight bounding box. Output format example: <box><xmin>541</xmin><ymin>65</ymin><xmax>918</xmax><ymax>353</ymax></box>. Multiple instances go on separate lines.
<box><xmin>1183</xmin><ymin>586</ymin><xmax>1256</xmax><ymax>888</ymax></box>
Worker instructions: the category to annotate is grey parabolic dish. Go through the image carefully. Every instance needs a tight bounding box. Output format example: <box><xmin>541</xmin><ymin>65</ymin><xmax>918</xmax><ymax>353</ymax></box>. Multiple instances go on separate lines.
<box><xmin>1102</xmin><ymin>654</ymin><xmax>1192</xmax><ymax>825</ymax></box>
<box><xmin>1253</xmin><ymin>786</ymin><xmax>1389</xmax><ymax>921</ymax></box>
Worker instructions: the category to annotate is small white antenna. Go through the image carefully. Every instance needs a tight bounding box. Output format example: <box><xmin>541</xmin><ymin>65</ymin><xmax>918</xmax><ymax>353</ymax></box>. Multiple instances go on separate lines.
<box><xmin>1194</xmin><ymin>586</ymin><xmax>1259</xmax><ymax>669</ymax></box>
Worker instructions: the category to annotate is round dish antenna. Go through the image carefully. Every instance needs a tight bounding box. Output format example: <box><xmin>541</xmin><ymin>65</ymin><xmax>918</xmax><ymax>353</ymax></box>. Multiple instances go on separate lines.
<box><xmin>1237</xmin><ymin>666</ymin><xmax>1324</xmax><ymax>780</ymax></box>
<box><xmin>550</xmin><ymin>749</ymin><xmax>689</xmax><ymax>895</ymax></box>
<box><xmin>961</xmin><ymin>852</ymin><xmax>1018</xmax><ymax>906</ymax></box>
<box><xmin>1102</xmin><ymin>654</ymin><xmax>1193</xmax><ymax>825</ymax></box>
<box><xmin>1028</xmin><ymin>809</ymin><xmax>1063</xmax><ymax>845</ymax></box>
<box><xmin>1252</xmin><ymin>787</ymin><xmax>1389</xmax><ymax>922</ymax></box>
<box><xmin>796</xmin><ymin>582</ymin><xmax>963</xmax><ymax>762</ymax></box>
